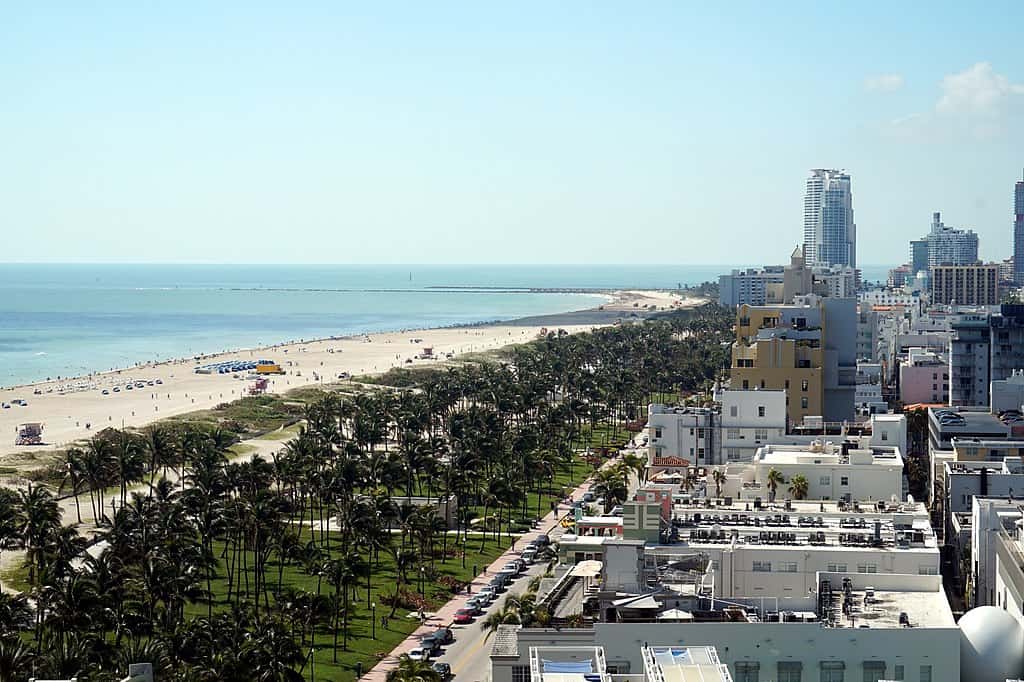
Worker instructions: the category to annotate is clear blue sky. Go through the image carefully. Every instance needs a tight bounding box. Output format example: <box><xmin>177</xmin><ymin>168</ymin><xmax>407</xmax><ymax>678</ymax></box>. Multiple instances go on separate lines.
<box><xmin>2</xmin><ymin>2</ymin><xmax>1022</xmax><ymax>265</ymax></box>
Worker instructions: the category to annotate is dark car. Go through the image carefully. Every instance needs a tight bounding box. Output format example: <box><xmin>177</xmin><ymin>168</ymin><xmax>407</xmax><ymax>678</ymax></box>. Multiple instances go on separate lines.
<box><xmin>432</xmin><ymin>662</ymin><xmax>452</xmax><ymax>681</ymax></box>
<box><xmin>534</xmin><ymin>534</ymin><xmax>551</xmax><ymax>547</ymax></box>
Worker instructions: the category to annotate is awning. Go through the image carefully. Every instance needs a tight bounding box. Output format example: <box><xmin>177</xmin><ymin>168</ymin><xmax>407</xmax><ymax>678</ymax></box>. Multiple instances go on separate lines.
<box><xmin>570</xmin><ymin>560</ymin><xmax>603</xmax><ymax>578</ymax></box>
<box><xmin>611</xmin><ymin>594</ymin><xmax>661</xmax><ymax>609</ymax></box>
<box><xmin>656</xmin><ymin>608</ymin><xmax>693</xmax><ymax>621</ymax></box>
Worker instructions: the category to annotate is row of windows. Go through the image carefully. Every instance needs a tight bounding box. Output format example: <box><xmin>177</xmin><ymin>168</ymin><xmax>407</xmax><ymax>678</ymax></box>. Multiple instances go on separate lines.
<box><xmin>733</xmin><ymin>661</ymin><xmax>931</xmax><ymax>682</ymax></box>
<box><xmin>519</xmin><ymin>661</ymin><xmax>933</xmax><ymax>682</ymax></box>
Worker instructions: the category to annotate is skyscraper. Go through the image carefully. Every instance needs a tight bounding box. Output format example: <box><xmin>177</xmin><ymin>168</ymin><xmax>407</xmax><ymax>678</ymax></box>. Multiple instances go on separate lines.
<box><xmin>802</xmin><ymin>169</ymin><xmax>855</xmax><ymax>268</ymax></box>
<box><xmin>1015</xmin><ymin>171</ymin><xmax>1024</xmax><ymax>284</ymax></box>
<box><xmin>925</xmin><ymin>212</ymin><xmax>978</xmax><ymax>268</ymax></box>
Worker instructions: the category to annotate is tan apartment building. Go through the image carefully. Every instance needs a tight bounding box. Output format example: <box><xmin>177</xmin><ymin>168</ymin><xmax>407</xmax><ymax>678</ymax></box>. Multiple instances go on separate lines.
<box><xmin>730</xmin><ymin>296</ymin><xmax>857</xmax><ymax>426</ymax></box>
<box><xmin>931</xmin><ymin>263</ymin><xmax>999</xmax><ymax>306</ymax></box>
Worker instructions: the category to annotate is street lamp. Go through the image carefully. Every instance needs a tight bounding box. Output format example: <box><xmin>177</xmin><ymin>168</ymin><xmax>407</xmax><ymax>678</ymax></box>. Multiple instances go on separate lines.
<box><xmin>420</xmin><ymin>566</ymin><xmax>426</xmax><ymax>593</ymax></box>
<box><xmin>371</xmin><ymin>602</ymin><xmax>376</xmax><ymax>639</ymax></box>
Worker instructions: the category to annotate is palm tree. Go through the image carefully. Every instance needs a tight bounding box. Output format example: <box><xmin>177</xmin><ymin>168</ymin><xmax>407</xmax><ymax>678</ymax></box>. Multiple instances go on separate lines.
<box><xmin>788</xmin><ymin>474</ymin><xmax>809</xmax><ymax>500</ymax></box>
<box><xmin>386</xmin><ymin>654</ymin><xmax>442</xmax><ymax>682</ymax></box>
<box><xmin>58</xmin><ymin>447</ymin><xmax>85</xmax><ymax>524</ymax></box>
<box><xmin>712</xmin><ymin>469</ymin><xmax>726</xmax><ymax>498</ymax></box>
<box><xmin>766</xmin><ymin>468</ymin><xmax>784</xmax><ymax>503</ymax></box>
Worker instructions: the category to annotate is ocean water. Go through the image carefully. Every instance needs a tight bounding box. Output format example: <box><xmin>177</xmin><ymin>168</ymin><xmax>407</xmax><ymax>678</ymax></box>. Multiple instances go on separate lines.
<box><xmin>0</xmin><ymin>264</ymin><xmax>892</xmax><ymax>387</ymax></box>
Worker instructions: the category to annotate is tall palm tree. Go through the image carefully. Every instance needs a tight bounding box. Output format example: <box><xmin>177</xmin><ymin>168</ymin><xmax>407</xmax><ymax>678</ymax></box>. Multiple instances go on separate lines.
<box><xmin>788</xmin><ymin>474</ymin><xmax>809</xmax><ymax>500</ymax></box>
<box><xmin>766</xmin><ymin>468</ymin><xmax>784</xmax><ymax>503</ymax></box>
<box><xmin>712</xmin><ymin>469</ymin><xmax>726</xmax><ymax>499</ymax></box>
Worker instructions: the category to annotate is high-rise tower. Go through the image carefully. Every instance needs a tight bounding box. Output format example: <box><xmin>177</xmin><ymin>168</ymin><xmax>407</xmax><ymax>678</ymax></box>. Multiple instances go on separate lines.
<box><xmin>1015</xmin><ymin>171</ymin><xmax>1024</xmax><ymax>284</ymax></box>
<box><xmin>802</xmin><ymin>169</ymin><xmax>856</xmax><ymax>268</ymax></box>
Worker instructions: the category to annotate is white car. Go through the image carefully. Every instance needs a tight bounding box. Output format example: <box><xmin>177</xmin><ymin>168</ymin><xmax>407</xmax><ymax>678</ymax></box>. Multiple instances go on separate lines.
<box><xmin>407</xmin><ymin>648</ymin><xmax>431</xmax><ymax>661</ymax></box>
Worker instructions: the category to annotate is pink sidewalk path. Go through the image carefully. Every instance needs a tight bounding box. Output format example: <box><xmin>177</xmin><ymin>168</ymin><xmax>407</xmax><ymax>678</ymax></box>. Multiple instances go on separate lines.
<box><xmin>361</xmin><ymin>474</ymin><xmax>600</xmax><ymax>681</ymax></box>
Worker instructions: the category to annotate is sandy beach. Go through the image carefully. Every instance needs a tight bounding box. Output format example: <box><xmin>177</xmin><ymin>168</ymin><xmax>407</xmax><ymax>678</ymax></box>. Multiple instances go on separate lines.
<box><xmin>0</xmin><ymin>290</ymin><xmax>698</xmax><ymax>465</ymax></box>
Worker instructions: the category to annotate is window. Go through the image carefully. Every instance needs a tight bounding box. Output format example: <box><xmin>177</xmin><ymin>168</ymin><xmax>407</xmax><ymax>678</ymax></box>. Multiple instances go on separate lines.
<box><xmin>827</xmin><ymin>563</ymin><xmax>847</xmax><ymax>572</ymax></box>
<box><xmin>735</xmin><ymin>661</ymin><xmax>760</xmax><ymax>682</ymax></box>
<box><xmin>755</xmin><ymin>428</ymin><xmax>769</xmax><ymax>441</ymax></box>
<box><xmin>654</xmin><ymin>427</ymin><xmax>663</xmax><ymax>439</ymax></box>
<box><xmin>697</xmin><ymin>447</ymin><xmax>705</xmax><ymax>459</ymax></box>
<box><xmin>820</xmin><ymin>661</ymin><xmax>845</xmax><ymax>682</ymax></box>
<box><xmin>801</xmin><ymin>379</ymin><xmax>809</xmax><ymax>391</ymax></box>
<box><xmin>893</xmin><ymin>665</ymin><xmax>904</xmax><ymax>681</ymax></box>
<box><xmin>758</xmin><ymin>405</ymin><xmax>766</xmax><ymax>417</ymax></box>
<box><xmin>730</xmin><ymin>405</ymin><xmax>739</xmax><ymax>417</ymax></box>
<box><xmin>689</xmin><ymin>428</ymin><xmax>694</xmax><ymax>435</ymax></box>
<box><xmin>862</xmin><ymin>661</ymin><xmax>886</xmax><ymax>682</ymax></box>
<box><xmin>778</xmin><ymin>661</ymin><xmax>802</xmax><ymax>682</ymax></box>
<box><xmin>743</xmin><ymin>380</ymin><xmax>750</xmax><ymax>389</ymax></box>
<box><xmin>857</xmin><ymin>564</ymin><xmax>878</xmax><ymax>574</ymax></box>
<box><xmin>512</xmin><ymin>666</ymin><xmax>530</xmax><ymax>682</ymax></box>
<box><xmin>919</xmin><ymin>665</ymin><xmax>931</xmax><ymax>682</ymax></box>
<box><xmin>779</xmin><ymin>562</ymin><xmax>798</xmax><ymax>572</ymax></box>
<box><xmin>739</xmin><ymin>316</ymin><xmax>750</xmax><ymax>326</ymax></box>
<box><xmin>728</xmin><ymin>448</ymin><xmax>741</xmax><ymax>461</ymax></box>
<box><xmin>697</xmin><ymin>428</ymin><xmax>706</xmax><ymax>438</ymax></box>
<box><xmin>820</xmin><ymin>476</ymin><xmax>831</xmax><ymax>485</ymax></box>
<box><xmin>727</xmin><ymin>428</ymin><xmax>741</xmax><ymax>439</ymax></box>
<box><xmin>840</xmin><ymin>476</ymin><xmax>849</xmax><ymax>486</ymax></box>
<box><xmin>752</xmin><ymin>561</ymin><xmax>772</xmax><ymax>572</ymax></box>
<box><xmin>881</xmin><ymin>431</ymin><xmax>888</xmax><ymax>442</ymax></box>
<box><xmin>785</xmin><ymin>379</ymin><xmax>790</xmax><ymax>389</ymax></box>
<box><xmin>919</xmin><ymin>565</ymin><xmax>937</xmax><ymax>575</ymax></box>
<box><xmin>801</xmin><ymin>397</ymin><xmax>809</xmax><ymax>409</ymax></box>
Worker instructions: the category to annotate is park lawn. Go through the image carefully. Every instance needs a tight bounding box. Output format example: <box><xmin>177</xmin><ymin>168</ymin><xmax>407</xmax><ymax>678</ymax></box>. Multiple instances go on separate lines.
<box><xmin>184</xmin><ymin>527</ymin><xmax>508</xmax><ymax>681</ymax></box>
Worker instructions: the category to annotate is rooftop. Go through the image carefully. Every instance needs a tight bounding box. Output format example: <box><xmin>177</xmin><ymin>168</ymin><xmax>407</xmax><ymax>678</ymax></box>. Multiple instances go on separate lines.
<box><xmin>930</xmin><ymin>408</ymin><xmax>1009</xmax><ymax>435</ymax></box>
<box><xmin>816</xmin><ymin>574</ymin><xmax>954</xmax><ymax>629</ymax></box>
<box><xmin>753</xmin><ymin>442</ymin><xmax>902</xmax><ymax>467</ymax></box>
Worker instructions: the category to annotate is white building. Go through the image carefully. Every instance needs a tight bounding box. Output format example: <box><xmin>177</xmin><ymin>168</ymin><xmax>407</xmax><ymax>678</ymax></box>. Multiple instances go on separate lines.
<box><xmin>802</xmin><ymin>169</ymin><xmax>856</xmax><ymax>268</ymax></box>
<box><xmin>971</xmin><ymin>497</ymin><xmax>1024</xmax><ymax>608</ymax></box>
<box><xmin>720</xmin><ymin>440</ymin><xmax>904</xmax><ymax>503</ymax></box>
<box><xmin>719</xmin><ymin>267</ymin><xmax>785</xmax><ymax>308</ymax></box>
<box><xmin>855</xmin><ymin>362</ymin><xmax>886</xmax><ymax>414</ymax></box>
<box><xmin>718</xmin><ymin>389</ymin><xmax>789</xmax><ymax>463</ymax></box>
<box><xmin>647</xmin><ymin>390</ymin><xmax>788</xmax><ymax>468</ymax></box>
<box><xmin>992</xmin><ymin>370</ymin><xmax>1024</xmax><ymax>413</ymax></box>
<box><xmin>924</xmin><ymin>211</ymin><xmax>979</xmax><ymax>269</ymax></box>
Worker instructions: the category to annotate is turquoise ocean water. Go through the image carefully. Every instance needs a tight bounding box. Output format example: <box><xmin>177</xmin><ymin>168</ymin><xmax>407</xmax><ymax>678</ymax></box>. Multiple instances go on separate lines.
<box><xmin>0</xmin><ymin>264</ymin><xmax>890</xmax><ymax>387</ymax></box>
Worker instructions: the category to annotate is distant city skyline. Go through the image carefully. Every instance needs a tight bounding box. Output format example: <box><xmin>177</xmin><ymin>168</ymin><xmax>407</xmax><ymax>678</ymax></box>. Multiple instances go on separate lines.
<box><xmin>1</xmin><ymin>3</ymin><xmax>1022</xmax><ymax>265</ymax></box>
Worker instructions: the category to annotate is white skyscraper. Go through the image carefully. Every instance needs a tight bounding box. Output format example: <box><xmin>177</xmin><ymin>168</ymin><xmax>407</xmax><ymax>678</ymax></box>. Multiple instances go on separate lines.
<box><xmin>802</xmin><ymin>169</ymin><xmax>856</xmax><ymax>268</ymax></box>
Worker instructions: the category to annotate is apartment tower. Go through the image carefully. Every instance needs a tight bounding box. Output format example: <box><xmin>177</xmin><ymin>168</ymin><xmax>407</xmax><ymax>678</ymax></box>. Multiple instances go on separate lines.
<box><xmin>802</xmin><ymin>169</ymin><xmax>856</xmax><ymax>268</ymax></box>
<box><xmin>1015</xmin><ymin>171</ymin><xmax>1024</xmax><ymax>284</ymax></box>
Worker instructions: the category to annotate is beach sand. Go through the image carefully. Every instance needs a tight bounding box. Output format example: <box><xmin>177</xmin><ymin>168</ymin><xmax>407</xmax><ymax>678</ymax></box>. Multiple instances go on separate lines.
<box><xmin>0</xmin><ymin>290</ymin><xmax>699</xmax><ymax>465</ymax></box>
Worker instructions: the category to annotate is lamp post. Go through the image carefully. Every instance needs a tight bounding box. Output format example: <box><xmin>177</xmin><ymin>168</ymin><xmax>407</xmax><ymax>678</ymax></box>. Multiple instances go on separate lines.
<box><xmin>420</xmin><ymin>566</ymin><xmax>425</xmax><ymax>594</ymax></box>
<box><xmin>371</xmin><ymin>602</ymin><xmax>376</xmax><ymax>639</ymax></box>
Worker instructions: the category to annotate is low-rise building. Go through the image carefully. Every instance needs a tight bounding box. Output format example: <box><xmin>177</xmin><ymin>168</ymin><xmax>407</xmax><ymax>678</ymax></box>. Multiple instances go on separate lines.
<box><xmin>992</xmin><ymin>369</ymin><xmax>1024</xmax><ymax>415</ymax></box>
<box><xmin>898</xmin><ymin>348</ymin><xmax>948</xmax><ymax>406</ymax></box>
<box><xmin>721</xmin><ymin>440</ymin><xmax>903</xmax><ymax>503</ymax></box>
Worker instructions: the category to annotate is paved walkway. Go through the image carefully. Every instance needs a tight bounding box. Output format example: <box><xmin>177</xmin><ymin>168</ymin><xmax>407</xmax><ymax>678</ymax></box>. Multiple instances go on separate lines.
<box><xmin>361</xmin><ymin>463</ymin><xmax>607</xmax><ymax>681</ymax></box>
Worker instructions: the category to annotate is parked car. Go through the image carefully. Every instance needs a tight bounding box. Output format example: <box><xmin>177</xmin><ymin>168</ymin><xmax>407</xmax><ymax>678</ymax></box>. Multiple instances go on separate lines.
<box><xmin>432</xmin><ymin>662</ymin><xmax>452</xmax><ymax>681</ymax></box>
<box><xmin>535</xmin><ymin>534</ymin><xmax>551</xmax><ymax>547</ymax></box>
<box><xmin>496</xmin><ymin>568</ymin><xmax>518</xmax><ymax>584</ymax></box>
<box><xmin>465</xmin><ymin>597</ymin><xmax>486</xmax><ymax>614</ymax></box>
<box><xmin>582</xmin><ymin>491</ymin><xmax>595</xmax><ymax>502</ymax></box>
<box><xmin>419</xmin><ymin>634</ymin><xmax>443</xmax><ymax>655</ymax></box>
<box><xmin>406</xmin><ymin>647</ymin><xmax>431</xmax><ymax>661</ymax></box>
<box><xmin>521</xmin><ymin>549</ymin><xmax>537</xmax><ymax>564</ymax></box>
<box><xmin>453</xmin><ymin>608</ymin><xmax>475</xmax><ymax>624</ymax></box>
<box><xmin>477</xmin><ymin>586</ymin><xmax>497</xmax><ymax>602</ymax></box>
<box><xmin>101</xmin><ymin>389</ymin><xmax>110</xmax><ymax>395</ymax></box>
<box><xmin>488</xmin><ymin>577</ymin><xmax>506</xmax><ymax>593</ymax></box>
<box><xmin>155</xmin><ymin>379</ymin><xmax>163</xmax><ymax>385</ymax></box>
<box><xmin>430</xmin><ymin>627</ymin><xmax>454</xmax><ymax>645</ymax></box>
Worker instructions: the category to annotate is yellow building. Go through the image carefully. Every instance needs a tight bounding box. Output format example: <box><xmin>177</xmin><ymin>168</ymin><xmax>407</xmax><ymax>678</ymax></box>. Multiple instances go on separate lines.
<box><xmin>730</xmin><ymin>302</ymin><xmax>826</xmax><ymax>426</ymax></box>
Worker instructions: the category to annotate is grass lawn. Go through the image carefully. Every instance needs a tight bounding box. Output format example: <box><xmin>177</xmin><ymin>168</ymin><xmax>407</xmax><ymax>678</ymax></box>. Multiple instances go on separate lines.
<box><xmin>187</xmin><ymin>528</ymin><xmax>509</xmax><ymax>681</ymax></box>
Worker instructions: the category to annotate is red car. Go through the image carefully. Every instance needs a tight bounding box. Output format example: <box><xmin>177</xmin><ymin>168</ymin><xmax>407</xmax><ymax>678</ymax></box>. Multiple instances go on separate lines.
<box><xmin>453</xmin><ymin>608</ymin><xmax>475</xmax><ymax>624</ymax></box>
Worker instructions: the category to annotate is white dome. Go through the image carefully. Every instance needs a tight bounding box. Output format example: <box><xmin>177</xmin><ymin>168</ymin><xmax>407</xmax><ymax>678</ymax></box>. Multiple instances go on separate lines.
<box><xmin>960</xmin><ymin>606</ymin><xmax>1024</xmax><ymax>682</ymax></box>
